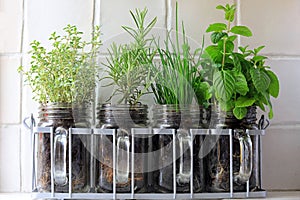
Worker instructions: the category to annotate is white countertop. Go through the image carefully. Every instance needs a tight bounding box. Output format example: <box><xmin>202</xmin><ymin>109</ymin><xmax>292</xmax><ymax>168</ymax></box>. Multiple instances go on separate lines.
<box><xmin>0</xmin><ymin>191</ymin><xmax>299</xmax><ymax>200</ymax></box>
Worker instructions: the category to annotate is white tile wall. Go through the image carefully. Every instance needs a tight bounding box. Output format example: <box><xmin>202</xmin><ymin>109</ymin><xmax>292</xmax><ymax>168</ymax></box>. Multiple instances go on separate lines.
<box><xmin>240</xmin><ymin>0</ymin><xmax>300</xmax><ymax>56</ymax></box>
<box><xmin>0</xmin><ymin>126</ymin><xmax>21</xmax><ymax>192</ymax></box>
<box><xmin>265</xmin><ymin>59</ymin><xmax>300</xmax><ymax>125</ymax></box>
<box><xmin>25</xmin><ymin>0</ymin><xmax>94</xmax><ymax>50</ymax></box>
<box><xmin>99</xmin><ymin>0</ymin><xmax>166</xmax><ymax>53</ymax></box>
<box><xmin>0</xmin><ymin>0</ymin><xmax>300</xmax><ymax>193</ymax></box>
<box><xmin>263</xmin><ymin>127</ymin><xmax>300</xmax><ymax>190</ymax></box>
<box><xmin>0</xmin><ymin>57</ymin><xmax>21</xmax><ymax>124</ymax></box>
<box><xmin>0</xmin><ymin>0</ymin><xmax>23</xmax><ymax>53</ymax></box>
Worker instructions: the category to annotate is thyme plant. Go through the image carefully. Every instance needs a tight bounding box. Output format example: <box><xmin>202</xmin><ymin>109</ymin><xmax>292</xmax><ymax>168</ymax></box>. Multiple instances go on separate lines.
<box><xmin>18</xmin><ymin>25</ymin><xmax>102</xmax><ymax>104</ymax></box>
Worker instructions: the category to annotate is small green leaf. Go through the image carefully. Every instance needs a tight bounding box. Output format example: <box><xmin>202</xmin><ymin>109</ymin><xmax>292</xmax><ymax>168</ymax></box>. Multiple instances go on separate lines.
<box><xmin>218</xmin><ymin>40</ymin><xmax>234</xmax><ymax>53</ymax></box>
<box><xmin>219</xmin><ymin>100</ymin><xmax>235</xmax><ymax>111</ymax></box>
<box><xmin>250</xmin><ymin>68</ymin><xmax>271</xmax><ymax>92</ymax></box>
<box><xmin>235</xmin><ymin>96</ymin><xmax>256</xmax><ymax>107</ymax></box>
<box><xmin>234</xmin><ymin>71</ymin><xmax>249</xmax><ymax>95</ymax></box>
<box><xmin>225</xmin><ymin>7</ymin><xmax>235</xmax><ymax>22</ymax></box>
<box><xmin>266</xmin><ymin>70</ymin><xmax>280</xmax><ymax>98</ymax></box>
<box><xmin>233</xmin><ymin>107</ymin><xmax>247</xmax><ymax>119</ymax></box>
<box><xmin>252</xmin><ymin>55</ymin><xmax>267</xmax><ymax>63</ymax></box>
<box><xmin>230</xmin><ymin>26</ymin><xmax>252</xmax><ymax>37</ymax></box>
<box><xmin>204</xmin><ymin>45</ymin><xmax>222</xmax><ymax>63</ymax></box>
<box><xmin>228</xmin><ymin>35</ymin><xmax>237</xmax><ymax>42</ymax></box>
<box><xmin>206</xmin><ymin>23</ymin><xmax>227</xmax><ymax>32</ymax></box>
<box><xmin>254</xmin><ymin>46</ymin><xmax>265</xmax><ymax>54</ymax></box>
<box><xmin>216</xmin><ymin>5</ymin><xmax>226</xmax><ymax>11</ymax></box>
<box><xmin>213</xmin><ymin>70</ymin><xmax>235</xmax><ymax>101</ymax></box>
<box><xmin>211</xmin><ymin>32</ymin><xmax>227</xmax><ymax>44</ymax></box>
<box><xmin>268</xmin><ymin>107</ymin><xmax>274</xmax><ymax>119</ymax></box>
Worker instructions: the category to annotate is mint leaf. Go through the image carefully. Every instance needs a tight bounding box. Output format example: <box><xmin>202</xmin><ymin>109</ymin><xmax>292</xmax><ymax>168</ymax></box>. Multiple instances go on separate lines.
<box><xmin>206</xmin><ymin>23</ymin><xmax>227</xmax><ymax>32</ymax></box>
<box><xmin>213</xmin><ymin>70</ymin><xmax>235</xmax><ymax>101</ymax></box>
<box><xmin>205</xmin><ymin>45</ymin><xmax>222</xmax><ymax>63</ymax></box>
<box><xmin>266</xmin><ymin>70</ymin><xmax>280</xmax><ymax>98</ymax></box>
<box><xmin>233</xmin><ymin>107</ymin><xmax>247</xmax><ymax>119</ymax></box>
<box><xmin>235</xmin><ymin>96</ymin><xmax>256</xmax><ymax>107</ymax></box>
<box><xmin>234</xmin><ymin>71</ymin><xmax>249</xmax><ymax>95</ymax></box>
<box><xmin>250</xmin><ymin>68</ymin><xmax>270</xmax><ymax>92</ymax></box>
<box><xmin>218</xmin><ymin>39</ymin><xmax>234</xmax><ymax>53</ymax></box>
<box><xmin>219</xmin><ymin>100</ymin><xmax>235</xmax><ymax>111</ymax></box>
<box><xmin>230</xmin><ymin>26</ymin><xmax>252</xmax><ymax>37</ymax></box>
<box><xmin>211</xmin><ymin>32</ymin><xmax>227</xmax><ymax>44</ymax></box>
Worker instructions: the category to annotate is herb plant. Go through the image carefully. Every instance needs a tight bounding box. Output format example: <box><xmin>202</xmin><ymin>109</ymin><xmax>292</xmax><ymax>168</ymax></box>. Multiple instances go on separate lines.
<box><xmin>202</xmin><ymin>4</ymin><xmax>279</xmax><ymax>119</ymax></box>
<box><xmin>103</xmin><ymin>8</ymin><xmax>157</xmax><ymax>105</ymax></box>
<box><xmin>18</xmin><ymin>25</ymin><xmax>102</xmax><ymax>104</ymax></box>
<box><xmin>151</xmin><ymin>2</ymin><xmax>211</xmax><ymax>106</ymax></box>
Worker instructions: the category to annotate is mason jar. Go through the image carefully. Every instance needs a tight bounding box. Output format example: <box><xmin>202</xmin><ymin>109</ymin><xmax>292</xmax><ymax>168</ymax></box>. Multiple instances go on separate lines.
<box><xmin>206</xmin><ymin>105</ymin><xmax>256</xmax><ymax>192</ymax></box>
<box><xmin>35</xmin><ymin>102</ymin><xmax>91</xmax><ymax>193</ymax></box>
<box><xmin>95</xmin><ymin>103</ymin><xmax>149</xmax><ymax>193</ymax></box>
<box><xmin>152</xmin><ymin>104</ymin><xmax>205</xmax><ymax>193</ymax></box>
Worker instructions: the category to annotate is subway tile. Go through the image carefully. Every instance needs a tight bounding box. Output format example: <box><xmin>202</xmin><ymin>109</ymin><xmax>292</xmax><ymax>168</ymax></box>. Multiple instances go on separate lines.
<box><xmin>0</xmin><ymin>126</ymin><xmax>21</xmax><ymax>192</ymax></box>
<box><xmin>263</xmin><ymin>59</ymin><xmax>300</xmax><ymax>125</ymax></box>
<box><xmin>240</xmin><ymin>0</ymin><xmax>300</xmax><ymax>55</ymax></box>
<box><xmin>26</xmin><ymin>0</ymin><xmax>94</xmax><ymax>51</ymax></box>
<box><xmin>262</xmin><ymin>127</ymin><xmax>300</xmax><ymax>190</ymax></box>
<box><xmin>99</xmin><ymin>0</ymin><xmax>166</xmax><ymax>53</ymax></box>
<box><xmin>0</xmin><ymin>57</ymin><xmax>21</xmax><ymax>124</ymax></box>
<box><xmin>0</xmin><ymin>0</ymin><xmax>23</xmax><ymax>53</ymax></box>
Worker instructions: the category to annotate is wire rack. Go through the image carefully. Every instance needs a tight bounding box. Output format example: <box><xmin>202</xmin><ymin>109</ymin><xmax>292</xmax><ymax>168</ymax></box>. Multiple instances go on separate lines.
<box><xmin>30</xmin><ymin>127</ymin><xmax>266</xmax><ymax>200</ymax></box>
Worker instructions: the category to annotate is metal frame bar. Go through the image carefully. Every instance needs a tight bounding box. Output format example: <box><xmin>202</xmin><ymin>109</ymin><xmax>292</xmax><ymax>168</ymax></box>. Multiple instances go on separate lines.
<box><xmin>31</xmin><ymin>127</ymin><xmax>267</xmax><ymax>200</ymax></box>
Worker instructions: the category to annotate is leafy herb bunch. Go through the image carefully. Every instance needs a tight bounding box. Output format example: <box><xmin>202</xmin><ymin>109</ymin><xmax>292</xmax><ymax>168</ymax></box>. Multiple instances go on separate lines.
<box><xmin>18</xmin><ymin>24</ymin><xmax>102</xmax><ymax>104</ymax></box>
<box><xmin>103</xmin><ymin>8</ymin><xmax>157</xmax><ymax>105</ymax></box>
<box><xmin>202</xmin><ymin>4</ymin><xmax>279</xmax><ymax>119</ymax></box>
<box><xmin>152</xmin><ymin>2</ymin><xmax>211</xmax><ymax>106</ymax></box>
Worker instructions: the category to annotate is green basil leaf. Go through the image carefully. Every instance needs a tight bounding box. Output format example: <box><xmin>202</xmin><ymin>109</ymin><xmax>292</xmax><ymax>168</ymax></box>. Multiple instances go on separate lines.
<box><xmin>213</xmin><ymin>70</ymin><xmax>235</xmax><ymax>101</ymax></box>
<box><xmin>219</xmin><ymin>100</ymin><xmax>235</xmax><ymax>112</ymax></box>
<box><xmin>218</xmin><ymin>39</ymin><xmax>234</xmax><ymax>53</ymax></box>
<box><xmin>266</xmin><ymin>70</ymin><xmax>280</xmax><ymax>98</ymax></box>
<box><xmin>228</xmin><ymin>35</ymin><xmax>237</xmax><ymax>42</ymax></box>
<box><xmin>204</xmin><ymin>45</ymin><xmax>222</xmax><ymax>63</ymax></box>
<box><xmin>234</xmin><ymin>71</ymin><xmax>249</xmax><ymax>95</ymax></box>
<box><xmin>235</xmin><ymin>96</ymin><xmax>256</xmax><ymax>107</ymax></box>
<box><xmin>233</xmin><ymin>107</ymin><xmax>247</xmax><ymax>119</ymax></box>
<box><xmin>230</xmin><ymin>26</ymin><xmax>253</xmax><ymax>37</ymax></box>
<box><xmin>206</xmin><ymin>23</ymin><xmax>227</xmax><ymax>32</ymax></box>
<box><xmin>250</xmin><ymin>68</ymin><xmax>270</xmax><ymax>92</ymax></box>
<box><xmin>211</xmin><ymin>32</ymin><xmax>227</xmax><ymax>44</ymax></box>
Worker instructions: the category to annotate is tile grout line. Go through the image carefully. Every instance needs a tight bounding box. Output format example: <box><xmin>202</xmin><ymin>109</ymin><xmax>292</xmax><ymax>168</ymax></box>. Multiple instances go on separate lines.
<box><xmin>19</xmin><ymin>0</ymin><xmax>27</xmax><ymax>192</ymax></box>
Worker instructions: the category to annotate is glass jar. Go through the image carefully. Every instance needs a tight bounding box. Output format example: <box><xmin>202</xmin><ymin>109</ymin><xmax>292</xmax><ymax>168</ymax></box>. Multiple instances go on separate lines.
<box><xmin>206</xmin><ymin>105</ymin><xmax>256</xmax><ymax>192</ymax></box>
<box><xmin>95</xmin><ymin>103</ymin><xmax>149</xmax><ymax>193</ymax></box>
<box><xmin>35</xmin><ymin>102</ymin><xmax>91</xmax><ymax>193</ymax></box>
<box><xmin>152</xmin><ymin>104</ymin><xmax>205</xmax><ymax>193</ymax></box>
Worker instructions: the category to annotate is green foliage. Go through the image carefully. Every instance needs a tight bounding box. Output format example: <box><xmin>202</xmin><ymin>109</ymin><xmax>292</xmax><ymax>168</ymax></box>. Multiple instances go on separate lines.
<box><xmin>18</xmin><ymin>25</ymin><xmax>102</xmax><ymax>104</ymax></box>
<box><xmin>151</xmin><ymin>2</ymin><xmax>211</xmax><ymax>106</ymax></box>
<box><xmin>103</xmin><ymin>8</ymin><xmax>157</xmax><ymax>105</ymax></box>
<box><xmin>202</xmin><ymin>4</ymin><xmax>280</xmax><ymax>119</ymax></box>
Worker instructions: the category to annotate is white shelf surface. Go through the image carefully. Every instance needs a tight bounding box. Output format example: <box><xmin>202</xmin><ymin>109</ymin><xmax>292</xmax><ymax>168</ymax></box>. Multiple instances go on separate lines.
<box><xmin>0</xmin><ymin>191</ymin><xmax>299</xmax><ymax>200</ymax></box>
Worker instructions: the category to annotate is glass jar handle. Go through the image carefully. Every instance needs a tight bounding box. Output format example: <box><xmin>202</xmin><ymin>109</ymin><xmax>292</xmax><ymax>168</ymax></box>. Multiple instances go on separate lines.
<box><xmin>234</xmin><ymin>129</ymin><xmax>253</xmax><ymax>184</ymax></box>
<box><xmin>176</xmin><ymin>129</ymin><xmax>192</xmax><ymax>184</ymax></box>
<box><xmin>116</xmin><ymin>129</ymin><xmax>130</xmax><ymax>184</ymax></box>
<box><xmin>53</xmin><ymin>127</ymin><xmax>68</xmax><ymax>186</ymax></box>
